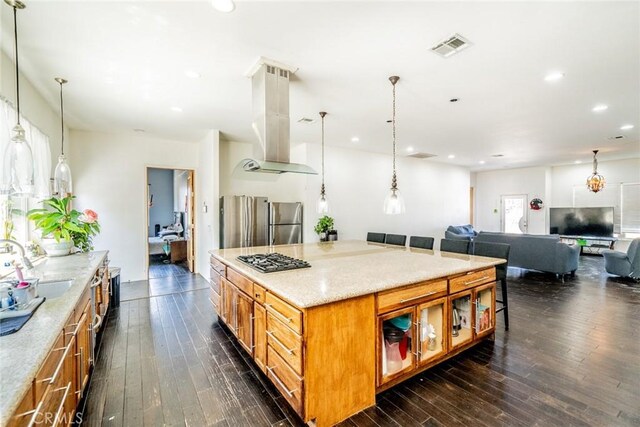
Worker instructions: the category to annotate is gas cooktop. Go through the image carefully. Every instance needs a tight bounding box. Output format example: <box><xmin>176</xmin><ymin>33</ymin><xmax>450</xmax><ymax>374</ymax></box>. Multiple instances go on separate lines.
<box><xmin>236</xmin><ymin>253</ymin><xmax>311</xmax><ymax>273</ymax></box>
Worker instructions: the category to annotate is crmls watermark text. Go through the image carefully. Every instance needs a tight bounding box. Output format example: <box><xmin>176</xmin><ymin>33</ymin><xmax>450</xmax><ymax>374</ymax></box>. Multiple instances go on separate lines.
<box><xmin>31</xmin><ymin>411</ymin><xmax>83</xmax><ymax>425</ymax></box>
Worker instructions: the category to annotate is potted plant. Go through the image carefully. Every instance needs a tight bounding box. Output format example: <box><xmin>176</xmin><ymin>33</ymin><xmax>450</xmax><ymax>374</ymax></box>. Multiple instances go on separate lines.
<box><xmin>314</xmin><ymin>215</ymin><xmax>335</xmax><ymax>242</ymax></box>
<box><xmin>27</xmin><ymin>196</ymin><xmax>100</xmax><ymax>256</ymax></box>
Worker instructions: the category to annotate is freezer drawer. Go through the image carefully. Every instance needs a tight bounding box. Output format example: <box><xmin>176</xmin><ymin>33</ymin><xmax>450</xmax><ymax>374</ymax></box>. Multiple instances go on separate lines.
<box><xmin>270</xmin><ymin>224</ymin><xmax>302</xmax><ymax>245</ymax></box>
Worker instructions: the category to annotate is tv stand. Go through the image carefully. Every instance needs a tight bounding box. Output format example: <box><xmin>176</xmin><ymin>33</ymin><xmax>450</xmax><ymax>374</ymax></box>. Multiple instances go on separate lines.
<box><xmin>560</xmin><ymin>235</ymin><xmax>617</xmax><ymax>255</ymax></box>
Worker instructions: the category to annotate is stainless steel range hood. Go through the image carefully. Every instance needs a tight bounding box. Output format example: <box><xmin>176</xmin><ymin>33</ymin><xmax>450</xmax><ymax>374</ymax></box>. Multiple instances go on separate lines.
<box><xmin>240</xmin><ymin>61</ymin><xmax>317</xmax><ymax>175</ymax></box>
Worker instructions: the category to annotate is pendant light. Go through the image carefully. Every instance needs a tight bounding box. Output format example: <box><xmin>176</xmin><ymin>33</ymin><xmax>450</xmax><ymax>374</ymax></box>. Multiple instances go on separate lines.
<box><xmin>2</xmin><ymin>0</ymin><xmax>34</xmax><ymax>197</ymax></box>
<box><xmin>53</xmin><ymin>77</ymin><xmax>73</xmax><ymax>197</ymax></box>
<box><xmin>586</xmin><ymin>149</ymin><xmax>605</xmax><ymax>193</ymax></box>
<box><xmin>316</xmin><ymin>111</ymin><xmax>329</xmax><ymax>214</ymax></box>
<box><xmin>383</xmin><ymin>76</ymin><xmax>405</xmax><ymax>215</ymax></box>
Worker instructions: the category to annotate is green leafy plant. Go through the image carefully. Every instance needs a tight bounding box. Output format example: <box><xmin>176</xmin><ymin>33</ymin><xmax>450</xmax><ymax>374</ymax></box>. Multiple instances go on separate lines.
<box><xmin>27</xmin><ymin>196</ymin><xmax>101</xmax><ymax>252</ymax></box>
<box><xmin>314</xmin><ymin>215</ymin><xmax>335</xmax><ymax>235</ymax></box>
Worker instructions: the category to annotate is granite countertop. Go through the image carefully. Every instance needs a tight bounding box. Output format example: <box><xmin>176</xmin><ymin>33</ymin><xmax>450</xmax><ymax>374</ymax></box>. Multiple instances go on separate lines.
<box><xmin>210</xmin><ymin>240</ymin><xmax>504</xmax><ymax>309</ymax></box>
<box><xmin>0</xmin><ymin>251</ymin><xmax>108</xmax><ymax>425</ymax></box>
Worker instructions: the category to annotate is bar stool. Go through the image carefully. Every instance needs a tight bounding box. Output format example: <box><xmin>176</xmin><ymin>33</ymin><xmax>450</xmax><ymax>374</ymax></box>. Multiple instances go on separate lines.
<box><xmin>439</xmin><ymin>239</ymin><xmax>470</xmax><ymax>254</ymax></box>
<box><xmin>385</xmin><ymin>234</ymin><xmax>407</xmax><ymax>246</ymax></box>
<box><xmin>366</xmin><ymin>232</ymin><xmax>386</xmax><ymax>243</ymax></box>
<box><xmin>472</xmin><ymin>241</ymin><xmax>511</xmax><ymax>331</ymax></box>
<box><xmin>409</xmin><ymin>236</ymin><xmax>435</xmax><ymax>250</ymax></box>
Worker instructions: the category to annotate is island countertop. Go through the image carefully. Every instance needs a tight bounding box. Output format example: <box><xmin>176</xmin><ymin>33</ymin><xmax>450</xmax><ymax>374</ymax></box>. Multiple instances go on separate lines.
<box><xmin>210</xmin><ymin>240</ymin><xmax>504</xmax><ymax>309</ymax></box>
<box><xmin>0</xmin><ymin>251</ymin><xmax>108</xmax><ymax>426</ymax></box>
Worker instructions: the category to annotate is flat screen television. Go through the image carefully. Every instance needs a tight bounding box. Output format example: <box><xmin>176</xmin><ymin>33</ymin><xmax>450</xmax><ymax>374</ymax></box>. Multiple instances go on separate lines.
<box><xmin>549</xmin><ymin>207</ymin><xmax>614</xmax><ymax>237</ymax></box>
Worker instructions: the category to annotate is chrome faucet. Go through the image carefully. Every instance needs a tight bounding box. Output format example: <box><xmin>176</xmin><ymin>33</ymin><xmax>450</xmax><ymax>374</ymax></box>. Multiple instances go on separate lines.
<box><xmin>0</xmin><ymin>239</ymin><xmax>34</xmax><ymax>269</ymax></box>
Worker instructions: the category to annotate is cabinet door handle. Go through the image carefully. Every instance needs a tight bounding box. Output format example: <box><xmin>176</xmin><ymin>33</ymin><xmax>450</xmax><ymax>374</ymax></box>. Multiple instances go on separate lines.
<box><xmin>75</xmin><ymin>346</ymin><xmax>84</xmax><ymax>397</ymax></box>
<box><xmin>400</xmin><ymin>291</ymin><xmax>437</xmax><ymax>303</ymax></box>
<box><xmin>52</xmin><ymin>382</ymin><xmax>72</xmax><ymax>427</ymax></box>
<box><xmin>249</xmin><ymin>315</ymin><xmax>254</xmax><ymax>350</ymax></box>
<box><xmin>40</xmin><ymin>339</ymin><xmax>73</xmax><ymax>385</ymax></box>
<box><xmin>264</xmin><ymin>304</ymin><xmax>293</xmax><ymax>324</ymax></box>
<box><xmin>266</xmin><ymin>366</ymin><xmax>297</xmax><ymax>398</ymax></box>
<box><xmin>464</xmin><ymin>276</ymin><xmax>489</xmax><ymax>286</ymax></box>
<box><xmin>15</xmin><ymin>399</ymin><xmax>44</xmax><ymax>427</ymax></box>
<box><xmin>266</xmin><ymin>330</ymin><xmax>294</xmax><ymax>355</ymax></box>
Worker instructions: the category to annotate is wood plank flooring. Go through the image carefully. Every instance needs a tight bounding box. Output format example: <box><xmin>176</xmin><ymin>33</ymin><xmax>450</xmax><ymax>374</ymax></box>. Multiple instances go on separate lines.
<box><xmin>81</xmin><ymin>256</ymin><xmax>640</xmax><ymax>426</ymax></box>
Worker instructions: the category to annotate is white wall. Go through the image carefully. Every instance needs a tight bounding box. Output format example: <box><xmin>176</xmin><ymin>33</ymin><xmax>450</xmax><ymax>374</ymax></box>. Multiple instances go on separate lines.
<box><xmin>474</xmin><ymin>158</ymin><xmax>640</xmax><ymax>235</ymax></box>
<box><xmin>195</xmin><ymin>131</ymin><xmax>220</xmax><ymax>279</ymax></box>
<box><xmin>69</xmin><ymin>130</ymin><xmax>199</xmax><ymax>281</ymax></box>
<box><xmin>474</xmin><ymin>167</ymin><xmax>549</xmax><ymax>234</ymax></box>
<box><xmin>303</xmin><ymin>144</ymin><xmax>471</xmax><ymax>247</ymax></box>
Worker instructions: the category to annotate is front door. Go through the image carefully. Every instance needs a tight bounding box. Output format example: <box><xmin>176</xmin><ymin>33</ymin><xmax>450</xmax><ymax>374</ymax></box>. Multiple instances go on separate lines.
<box><xmin>500</xmin><ymin>194</ymin><xmax>528</xmax><ymax>234</ymax></box>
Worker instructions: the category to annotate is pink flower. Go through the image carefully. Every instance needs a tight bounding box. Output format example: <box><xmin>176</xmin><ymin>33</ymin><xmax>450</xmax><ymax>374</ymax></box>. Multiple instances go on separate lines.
<box><xmin>80</xmin><ymin>209</ymin><xmax>98</xmax><ymax>224</ymax></box>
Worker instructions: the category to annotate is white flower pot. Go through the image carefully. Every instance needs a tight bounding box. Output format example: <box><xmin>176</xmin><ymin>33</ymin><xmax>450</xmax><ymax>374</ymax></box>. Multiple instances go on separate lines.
<box><xmin>41</xmin><ymin>238</ymin><xmax>73</xmax><ymax>257</ymax></box>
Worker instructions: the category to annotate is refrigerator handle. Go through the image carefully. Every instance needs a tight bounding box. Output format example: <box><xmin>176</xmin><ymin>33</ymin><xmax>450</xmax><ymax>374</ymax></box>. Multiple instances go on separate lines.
<box><xmin>269</xmin><ymin>225</ymin><xmax>275</xmax><ymax>245</ymax></box>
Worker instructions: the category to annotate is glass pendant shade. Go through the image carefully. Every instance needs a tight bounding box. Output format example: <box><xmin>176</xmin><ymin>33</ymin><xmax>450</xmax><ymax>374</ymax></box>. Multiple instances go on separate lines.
<box><xmin>53</xmin><ymin>154</ymin><xmax>73</xmax><ymax>197</ymax></box>
<box><xmin>384</xmin><ymin>188</ymin><xmax>405</xmax><ymax>215</ymax></box>
<box><xmin>317</xmin><ymin>193</ymin><xmax>329</xmax><ymax>214</ymax></box>
<box><xmin>2</xmin><ymin>124</ymin><xmax>34</xmax><ymax>196</ymax></box>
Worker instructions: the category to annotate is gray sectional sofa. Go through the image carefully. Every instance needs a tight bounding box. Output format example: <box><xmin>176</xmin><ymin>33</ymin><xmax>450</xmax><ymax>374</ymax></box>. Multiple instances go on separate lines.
<box><xmin>474</xmin><ymin>231</ymin><xmax>580</xmax><ymax>278</ymax></box>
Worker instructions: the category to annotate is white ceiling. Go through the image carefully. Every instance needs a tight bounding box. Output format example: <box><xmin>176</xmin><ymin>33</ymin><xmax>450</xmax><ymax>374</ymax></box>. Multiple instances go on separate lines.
<box><xmin>1</xmin><ymin>1</ymin><xmax>639</xmax><ymax>171</ymax></box>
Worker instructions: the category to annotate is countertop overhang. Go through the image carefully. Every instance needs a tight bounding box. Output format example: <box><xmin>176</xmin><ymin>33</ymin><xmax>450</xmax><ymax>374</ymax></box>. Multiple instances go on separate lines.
<box><xmin>210</xmin><ymin>240</ymin><xmax>505</xmax><ymax>308</ymax></box>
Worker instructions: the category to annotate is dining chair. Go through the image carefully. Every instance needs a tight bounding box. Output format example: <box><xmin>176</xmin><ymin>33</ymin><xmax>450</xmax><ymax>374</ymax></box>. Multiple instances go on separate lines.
<box><xmin>472</xmin><ymin>241</ymin><xmax>511</xmax><ymax>331</ymax></box>
<box><xmin>385</xmin><ymin>234</ymin><xmax>407</xmax><ymax>246</ymax></box>
<box><xmin>409</xmin><ymin>236</ymin><xmax>435</xmax><ymax>250</ymax></box>
<box><xmin>366</xmin><ymin>232</ymin><xmax>386</xmax><ymax>243</ymax></box>
<box><xmin>439</xmin><ymin>239</ymin><xmax>470</xmax><ymax>254</ymax></box>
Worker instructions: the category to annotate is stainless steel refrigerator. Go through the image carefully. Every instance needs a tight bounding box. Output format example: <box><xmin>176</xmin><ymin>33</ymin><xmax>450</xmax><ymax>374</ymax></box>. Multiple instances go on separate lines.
<box><xmin>268</xmin><ymin>202</ymin><xmax>303</xmax><ymax>245</ymax></box>
<box><xmin>220</xmin><ymin>196</ymin><xmax>268</xmax><ymax>248</ymax></box>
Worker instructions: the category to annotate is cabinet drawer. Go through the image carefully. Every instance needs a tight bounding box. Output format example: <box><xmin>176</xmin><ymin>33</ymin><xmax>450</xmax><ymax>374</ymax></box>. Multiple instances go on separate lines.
<box><xmin>210</xmin><ymin>256</ymin><xmax>226</xmax><ymax>276</ymax></box>
<box><xmin>377</xmin><ymin>279</ymin><xmax>447</xmax><ymax>313</ymax></box>
<box><xmin>210</xmin><ymin>288</ymin><xmax>220</xmax><ymax>309</ymax></box>
<box><xmin>253</xmin><ymin>284</ymin><xmax>266</xmax><ymax>304</ymax></box>
<box><xmin>34</xmin><ymin>331</ymin><xmax>65</xmax><ymax>402</ymax></box>
<box><xmin>210</xmin><ymin>268</ymin><xmax>221</xmax><ymax>294</ymax></box>
<box><xmin>267</xmin><ymin>346</ymin><xmax>304</xmax><ymax>416</ymax></box>
<box><xmin>266</xmin><ymin>312</ymin><xmax>303</xmax><ymax>375</ymax></box>
<box><xmin>226</xmin><ymin>268</ymin><xmax>253</xmax><ymax>296</ymax></box>
<box><xmin>449</xmin><ymin>268</ymin><xmax>496</xmax><ymax>294</ymax></box>
<box><xmin>74</xmin><ymin>288</ymin><xmax>90</xmax><ymax>324</ymax></box>
<box><xmin>265</xmin><ymin>293</ymin><xmax>303</xmax><ymax>335</ymax></box>
<box><xmin>38</xmin><ymin>380</ymin><xmax>72</xmax><ymax>427</ymax></box>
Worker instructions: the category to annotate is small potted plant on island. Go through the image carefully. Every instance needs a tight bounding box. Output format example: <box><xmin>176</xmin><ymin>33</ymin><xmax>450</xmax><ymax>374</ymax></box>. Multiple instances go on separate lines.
<box><xmin>314</xmin><ymin>215</ymin><xmax>336</xmax><ymax>242</ymax></box>
<box><xmin>27</xmin><ymin>196</ymin><xmax>101</xmax><ymax>256</ymax></box>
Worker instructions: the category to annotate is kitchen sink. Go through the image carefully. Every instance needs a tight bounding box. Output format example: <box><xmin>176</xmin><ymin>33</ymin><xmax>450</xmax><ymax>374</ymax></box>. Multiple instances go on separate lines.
<box><xmin>38</xmin><ymin>279</ymin><xmax>73</xmax><ymax>299</ymax></box>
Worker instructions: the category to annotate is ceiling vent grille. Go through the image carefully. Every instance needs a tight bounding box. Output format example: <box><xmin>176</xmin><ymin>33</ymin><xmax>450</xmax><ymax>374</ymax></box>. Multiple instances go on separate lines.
<box><xmin>431</xmin><ymin>33</ymin><xmax>472</xmax><ymax>58</ymax></box>
<box><xmin>407</xmin><ymin>152</ymin><xmax>437</xmax><ymax>159</ymax></box>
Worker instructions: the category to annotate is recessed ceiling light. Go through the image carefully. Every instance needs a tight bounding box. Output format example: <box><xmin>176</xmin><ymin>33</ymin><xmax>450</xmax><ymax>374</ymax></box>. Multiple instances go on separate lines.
<box><xmin>211</xmin><ymin>0</ymin><xmax>235</xmax><ymax>13</ymax></box>
<box><xmin>592</xmin><ymin>104</ymin><xmax>608</xmax><ymax>112</ymax></box>
<box><xmin>544</xmin><ymin>72</ymin><xmax>565</xmax><ymax>82</ymax></box>
<box><xmin>479</xmin><ymin>160</ymin><xmax>486</xmax><ymax>165</ymax></box>
<box><xmin>171</xmin><ymin>107</ymin><xmax>183</xmax><ymax>112</ymax></box>
<box><xmin>574</xmin><ymin>160</ymin><xmax>582</xmax><ymax>164</ymax></box>
<box><xmin>185</xmin><ymin>70</ymin><xmax>201</xmax><ymax>79</ymax></box>
<box><xmin>447</xmin><ymin>154</ymin><xmax>455</xmax><ymax>159</ymax></box>
<box><xmin>449</xmin><ymin>98</ymin><xmax>459</xmax><ymax>103</ymax></box>
<box><xmin>406</xmin><ymin>146</ymin><xmax>414</xmax><ymax>153</ymax></box>
<box><xmin>620</xmin><ymin>124</ymin><xmax>634</xmax><ymax>130</ymax></box>
<box><xmin>351</xmin><ymin>137</ymin><xmax>360</xmax><ymax>143</ymax></box>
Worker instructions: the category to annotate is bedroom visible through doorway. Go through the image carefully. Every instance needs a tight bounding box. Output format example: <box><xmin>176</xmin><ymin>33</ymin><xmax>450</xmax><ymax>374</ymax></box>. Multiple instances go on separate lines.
<box><xmin>146</xmin><ymin>167</ymin><xmax>195</xmax><ymax>279</ymax></box>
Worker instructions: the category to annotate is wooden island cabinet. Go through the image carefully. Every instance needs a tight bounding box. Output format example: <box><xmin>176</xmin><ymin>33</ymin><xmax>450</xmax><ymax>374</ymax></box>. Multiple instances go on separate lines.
<box><xmin>210</xmin><ymin>241</ymin><xmax>503</xmax><ymax>426</ymax></box>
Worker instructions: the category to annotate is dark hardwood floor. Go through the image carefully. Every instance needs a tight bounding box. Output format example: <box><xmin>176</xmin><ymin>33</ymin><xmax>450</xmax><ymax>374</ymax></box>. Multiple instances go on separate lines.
<box><xmin>82</xmin><ymin>256</ymin><xmax>640</xmax><ymax>427</ymax></box>
<box><xmin>149</xmin><ymin>256</ymin><xmax>191</xmax><ymax>279</ymax></box>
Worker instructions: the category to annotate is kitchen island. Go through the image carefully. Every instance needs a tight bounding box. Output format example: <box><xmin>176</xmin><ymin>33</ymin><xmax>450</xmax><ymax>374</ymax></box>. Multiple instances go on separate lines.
<box><xmin>209</xmin><ymin>240</ymin><xmax>504</xmax><ymax>426</ymax></box>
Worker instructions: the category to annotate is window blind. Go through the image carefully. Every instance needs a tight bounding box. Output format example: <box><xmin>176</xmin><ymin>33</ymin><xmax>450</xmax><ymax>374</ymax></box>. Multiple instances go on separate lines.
<box><xmin>621</xmin><ymin>183</ymin><xmax>640</xmax><ymax>234</ymax></box>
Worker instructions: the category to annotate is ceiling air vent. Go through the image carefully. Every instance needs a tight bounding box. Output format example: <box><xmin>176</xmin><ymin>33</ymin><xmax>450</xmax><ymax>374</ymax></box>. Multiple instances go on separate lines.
<box><xmin>407</xmin><ymin>152</ymin><xmax>437</xmax><ymax>159</ymax></box>
<box><xmin>431</xmin><ymin>33</ymin><xmax>472</xmax><ymax>58</ymax></box>
<box><xmin>297</xmin><ymin>117</ymin><xmax>316</xmax><ymax>124</ymax></box>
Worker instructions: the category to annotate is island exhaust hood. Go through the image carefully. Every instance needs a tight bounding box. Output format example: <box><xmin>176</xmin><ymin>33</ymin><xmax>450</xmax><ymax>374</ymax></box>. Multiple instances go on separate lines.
<box><xmin>239</xmin><ymin>60</ymin><xmax>317</xmax><ymax>175</ymax></box>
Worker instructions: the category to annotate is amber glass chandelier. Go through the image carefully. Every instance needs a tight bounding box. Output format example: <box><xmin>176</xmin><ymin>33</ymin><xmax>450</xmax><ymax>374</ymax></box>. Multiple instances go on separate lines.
<box><xmin>586</xmin><ymin>149</ymin><xmax>605</xmax><ymax>193</ymax></box>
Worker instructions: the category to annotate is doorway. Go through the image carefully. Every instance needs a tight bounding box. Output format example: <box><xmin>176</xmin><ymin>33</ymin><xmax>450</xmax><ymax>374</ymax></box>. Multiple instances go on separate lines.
<box><xmin>145</xmin><ymin>167</ymin><xmax>195</xmax><ymax>279</ymax></box>
<box><xmin>501</xmin><ymin>194</ymin><xmax>528</xmax><ymax>234</ymax></box>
